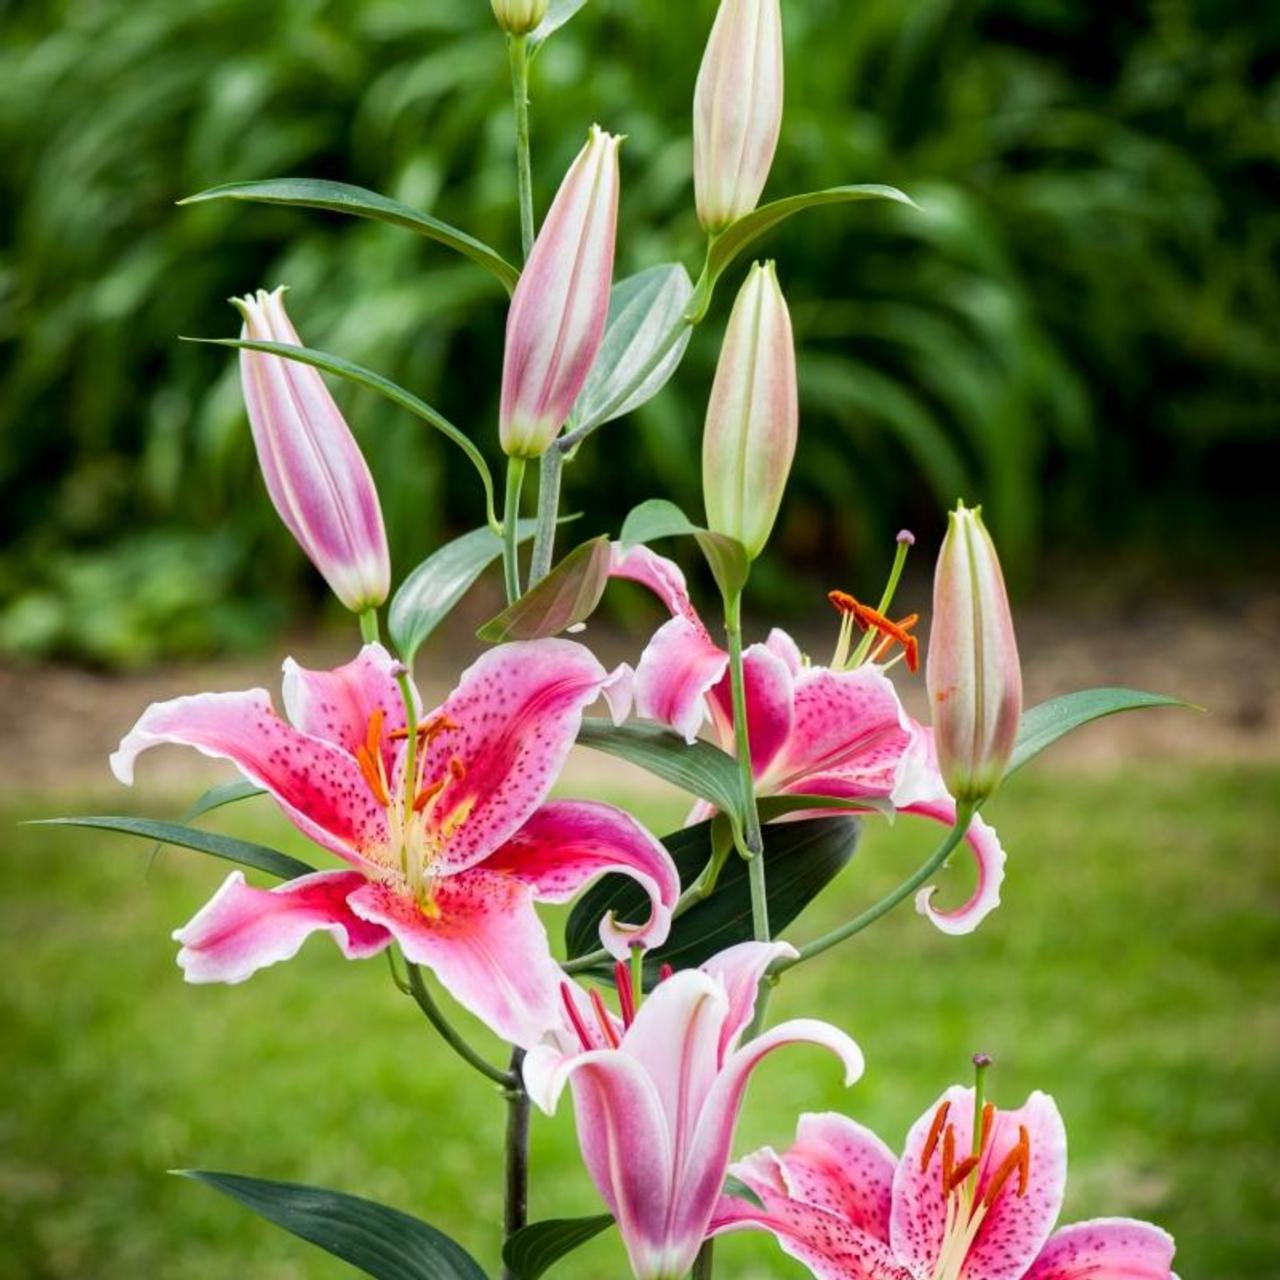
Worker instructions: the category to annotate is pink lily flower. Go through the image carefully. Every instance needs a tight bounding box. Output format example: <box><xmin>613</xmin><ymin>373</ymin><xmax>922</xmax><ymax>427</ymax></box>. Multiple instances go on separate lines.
<box><xmin>110</xmin><ymin>640</ymin><xmax>678</xmax><ymax>1049</ymax></box>
<box><xmin>609</xmin><ymin>543</ymin><xmax>1007</xmax><ymax>934</ymax></box>
<box><xmin>709</xmin><ymin>1087</ymin><xmax>1176</xmax><ymax>1280</ymax></box>
<box><xmin>523</xmin><ymin>941</ymin><xmax>865</xmax><ymax>1280</ymax></box>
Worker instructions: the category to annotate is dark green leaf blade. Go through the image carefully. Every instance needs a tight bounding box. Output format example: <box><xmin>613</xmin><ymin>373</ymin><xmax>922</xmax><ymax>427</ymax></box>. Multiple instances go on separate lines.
<box><xmin>1007</xmin><ymin>687</ymin><xmax>1190</xmax><ymax>778</ymax></box>
<box><xmin>565</xmin><ymin>815</ymin><xmax>860</xmax><ymax>971</ymax></box>
<box><xmin>179</xmin><ymin>1171</ymin><xmax>488</xmax><ymax>1280</ymax></box>
<box><xmin>391</xmin><ymin>521</ymin><xmax>536</xmax><ymax>662</ymax></box>
<box><xmin>146</xmin><ymin>779</ymin><xmax>268</xmax><ymax>866</ymax></box>
<box><xmin>502</xmin><ymin>1214</ymin><xmax>615</xmax><ymax>1280</ymax></box>
<box><xmin>575</xmin><ymin>719</ymin><xmax>744</xmax><ymax>821</ymax></box>
<box><xmin>180</xmin><ymin>178</ymin><xmax>519</xmax><ymax>293</ymax></box>
<box><xmin>33</xmin><ymin>816</ymin><xmax>312</xmax><ymax>881</ymax></box>
<box><xmin>705</xmin><ymin>185</ymin><xmax>917</xmax><ymax>291</ymax></box>
<box><xmin>476</xmin><ymin>537</ymin><xmax>612</xmax><ymax>642</ymax></box>
<box><xmin>186</xmin><ymin>337</ymin><xmax>498</xmax><ymax>529</ymax></box>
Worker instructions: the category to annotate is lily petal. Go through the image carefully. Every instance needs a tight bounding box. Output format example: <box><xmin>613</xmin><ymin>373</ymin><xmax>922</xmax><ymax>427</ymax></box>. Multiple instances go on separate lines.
<box><xmin>635</xmin><ymin>615</ymin><xmax>731</xmax><ymax>743</ymax></box>
<box><xmin>479</xmin><ymin>799</ymin><xmax>679</xmax><ymax>958</ymax></box>
<box><xmin>111</xmin><ymin>688</ymin><xmax>387</xmax><ymax>866</ymax></box>
<box><xmin>708</xmin><ymin>642</ymin><xmax>795</xmax><ymax>772</ymax></box>
<box><xmin>700</xmin><ymin>939</ymin><xmax>797</xmax><ymax>1063</ymax></box>
<box><xmin>908</xmin><ymin>800</ymin><xmax>1006</xmax><ymax>936</ymax></box>
<box><xmin>281</xmin><ymin>643</ymin><xmax>410</xmax><ymax>777</ymax></box>
<box><xmin>347</xmin><ymin>868</ymin><xmax>564</xmax><ymax>1048</ymax></box>
<box><xmin>677</xmin><ymin>1019</ymin><xmax>865</xmax><ymax>1265</ymax></box>
<box><xmin>173</xmin><ymin>869</ymin><xmax>389</xmax><ymax>983</ymax></box>
<box><xmin>1024</xmin><ymin>1219</ymin><xmax>1176</xmax><ymax>1280</ymax></box>
<box><xmin>416</xmin><ymin>639</ymin><xmax>615</xmax><ymax>874</ymax></box>
<box><xmin>780</xmin><ymin>1112</ymin><xmax>898</xmax><ymax>1241</ymax></box>
<box><xmin>765</xmin><ymin>627</ymin><xmax>805</xmax><ymax>675</ymax></box>
<box><xmin>610</xmin><ymin>542</ymin><xmax>711</xmax><ymax>633</ymax></box>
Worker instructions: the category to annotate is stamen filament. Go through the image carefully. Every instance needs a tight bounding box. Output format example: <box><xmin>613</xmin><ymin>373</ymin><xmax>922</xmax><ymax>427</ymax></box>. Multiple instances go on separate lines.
<box><xmin>614</xmin><ymin>960</ymin><xmax>636</xmax><ymax>1029</ymax></box>
<box><xmin>588</xmin><ymin>987</ymin><xmax>621</xmax><ymax>1048</ymax></box>
<box><xmin>560</xmin><ymin>982</ymin><xmax>594</xmax><ymax>1051</ymax></box>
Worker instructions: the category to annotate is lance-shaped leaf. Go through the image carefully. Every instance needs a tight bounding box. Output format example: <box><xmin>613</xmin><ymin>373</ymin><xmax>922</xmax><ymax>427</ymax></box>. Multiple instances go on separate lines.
<box><xmin>476</xmin><ymin>536</ymin><xmax>611</xmax><ymax>642</ymax></box>
<box><xmin>565</xmin><ymin>815</ymin><xmax>860</xmax><ymax>975</ymax></box>
<box><xmin>690</xmin><ymin>184</ymin><xmax>917</xmax><ymax>319</ymax></box>
<box><xmin>1007</xmin><ymin>687</ymin><xmax>1190</xmax><ymax>778</ymax></box>
<box><xmin>568</xmin><ymin>264</ymin><xmax>694</xmax><ymax>435</ymax></box>
<box><xmin>576</xmin><ymin>718</ymin><xmax>744</xmax><ymax>821</ymax></box>
<box><xmin>187</xmin><ymin>337</ymin><xmax>499</xmax><ymax>531</ymax></box>
<box><xmin>619</xmin><ymin>498</ymin><xmax>749</xmax><ymax>602</ymax></box>
<box><xmin>147</xmin><ymin>779</ymin><xmax>267</xmax><ymax>866</ymax></box>
<box><xmin>178</xmin><ymin>1171</ymin><xmax>488</xmax><ymax>1280</ymax></box>
<box><xmin>33</xmin><ymin>816</ymin><xmax>313</xmax><ymax>881</ymax></box>
<box><xmin>180</xmin><ymin>178</ymin><xmax>519</xmax><ymax>294</ymax></box>
<box><xmin>390</xmin><ymin>520</ymin><xmax>536</xmax><ymax>663</ymax></box>
<box><xmin>503</xmin><ymin>1213</ymin><xmax>615</xmax><ymax>1280</ymax></box>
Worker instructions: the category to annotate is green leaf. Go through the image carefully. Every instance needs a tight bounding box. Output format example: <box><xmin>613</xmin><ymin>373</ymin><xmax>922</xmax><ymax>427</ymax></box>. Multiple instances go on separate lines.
<box><xmin>757</xmin><ymin>792</ymin><xmax>894</xmax><ymax>821</ymax></box>
<box><xmin>187</xmin><ymin>337</ymin><xmax>499</xmax><ymax>531</ymax></box>
<box><xmin>178</xmin><ymin>1171</ymin><xmax>488</xmax><ymax>1280</ymax></box>
<box><xmin>33</xmin><ymin>816</ymin><xmax>313</xmax><ymax>880</ymax></box>
<box><xmin>700</xmin><ymin>185</ymin><xmax>918</xmax><ymax>302</ymax></box>
<box><xmin>390</xmin><ymin>521</ymin><xmax>536</xmax><ymax>662</ymax></box>
<box><xmin>565</xmin><ymin>815</ymin><xmax>860</xmax><ymax>972</ymax></box>
<box><xmin>502</xmin><ymin>1214</ymin><xmax>615</xmax><ymax>1280</ymax></box>
<box><xmin>147</xmin><ymin>779</ymin><xmax>267</xmax><ymax>866</ymax></box>
<box><xmin>618</xmin><ymin>498</ymin><xmax>749</xmax><ymax>601</ymax></box>
<box><xmin>1007</xmin><ymin>687</ymin><xmax>1190</xmax><ymax>778</ymax></box>
<box><xmin>576</xmin><ymin>719</ymin><xmax>744</xmax><ymax>821</ymax></box>
<box><xmin>476</xmin><ymin>536</ymin><xmax>612</xmax><ymax>642</ymax></box>
<box><xmin>528</xmin><ymin>0</ymin><xmax>589</xmax><ymax>51</ymax></box>
<box><xmin>180</xmin><ymin>178</ymin><xmax>519</xmax><ymax>294</ymax></box>
<box><xmin>569</xmin><ymin>265</ymin><xmax>694</xmax><ymax>434</ymax></box>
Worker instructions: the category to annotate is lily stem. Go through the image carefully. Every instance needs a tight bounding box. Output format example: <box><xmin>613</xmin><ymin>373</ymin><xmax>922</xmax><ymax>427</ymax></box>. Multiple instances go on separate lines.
<box><xmin>529</xmin><ymin>446</ymin><xmax>562</xmax><ymax>585</ymax></box>
<box><xmin>358</xmin><ymin>607</ymin><xmax>380</xmax><ymax>644</ymax></box>
<box><xmin>725</xmin><ymin>591</ymin><xmax>767</xmax><ymax>927</ymax></box>
<box><xmin>774</xmin><ymin>803</ymin><xmax>977</xmax><ymax>972</ymax></box>
<box><xmin>507</xmin><ymin>34</ymin><xmax>535</xmax><ymax>261</ymax></box>
<box><xmin>502</xmin><ymin>456</ymin><xmax>527</xmax><ymax>605</ymax></box>
<box><xmin>404</xmin><ymin>961</ymin><xmax>516</xmax><ymax>1088</ymax></box>
<box><xmin>502</xmin><ymin>1048</ymin><xmax>531</xmax><ymax>1280</ymax></box>
<box><xmin>691</xmin><ymin>1240</ymin><xmax>715</xmax><ymax>1280</ymax></box>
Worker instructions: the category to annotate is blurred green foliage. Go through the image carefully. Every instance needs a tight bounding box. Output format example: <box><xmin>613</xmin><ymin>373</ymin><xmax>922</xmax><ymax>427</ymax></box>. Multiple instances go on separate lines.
<box><xmin>2</xmin><ymin>0</ymin><xmax>1277</xmax><ymax>663</ymax></box>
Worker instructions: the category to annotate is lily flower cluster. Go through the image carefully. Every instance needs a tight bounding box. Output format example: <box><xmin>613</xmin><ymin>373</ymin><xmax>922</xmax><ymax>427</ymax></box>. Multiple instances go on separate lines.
<box><xmin>71</xmin><ymin>0</ymin><xmax>1182</xmax><ymax>1276</ymax></box>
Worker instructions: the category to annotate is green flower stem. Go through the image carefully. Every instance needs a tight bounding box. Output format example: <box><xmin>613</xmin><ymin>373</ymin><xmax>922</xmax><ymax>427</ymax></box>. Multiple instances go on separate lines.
<box><xmin>529</xmin><ymin>446</ymin><xmax>563</xmax><ymax>585</ymax></box>
<box><xmin>848</xmin><ymin>534</ymin><xmax>911</xmax><ymax>667</ymax></box>
<box><xmin>508</xmin><ymin>34</ymin><xmax>534</xmax><ymax>261</ymax></box>
<box><xmin>404</xmin><ymin>961</ymin><xmax>516</xmax><ymax>1088</ymax></box>
<box><xmin>774</xmin><ymin>803</ymin><xmax>976</xmax><ymax>973</ymax></box>
<box><xmin>502</xmin><ymin>456</ymin><xmax>527</xmax><ymax>605</ymax></box>
<box><xmin>692</xmin><ymin>1240</ymin><xmax>715</xmax><ymax>1280</ymax></box>
<box><xmin>358</xmin><ymin>607</ymin><xmax>380</xmax><ymax>644</ymax></box>
<box><xmin>503</xmin><ymin>1048</ymin><xmax>531</xmax><ymax>1280</ymax></box>
<box><xmin>725</xmin><ymin>590</ymin><xmax>768</xmax><ymax>929</ymax></box>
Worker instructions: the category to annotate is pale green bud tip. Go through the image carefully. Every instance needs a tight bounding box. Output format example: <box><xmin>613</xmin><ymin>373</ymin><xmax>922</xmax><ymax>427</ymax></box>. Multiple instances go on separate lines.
<box><xmin>490</xmin><ymin>0</ymin><xmax>548</xmax><ymax>35</ymax></box>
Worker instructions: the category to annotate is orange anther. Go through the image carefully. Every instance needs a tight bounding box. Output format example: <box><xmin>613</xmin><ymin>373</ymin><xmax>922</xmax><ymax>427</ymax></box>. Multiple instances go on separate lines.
<box><xmin>827</xmin><ymin>593</ymin><xmax>920</xmax><ymax>672</ymax></box>
<box><xmin>449</xmin><ymin>757</ymin><xmax>467</xmax><ymax>781</ymax></box>
<box><xmin>941</xmin><ymin>1124</ymin><xmax>956</xmax><ymax>1192</ymax></box>
<box><xmin>355</xmin><ymin>744</ymin><xmax>390</xmax><ymax>807</ymax></box>
<box><xmin>944</xmin><ymin>1154</ymin><xmax>980</xmax><ymax>1196</ymax></box>
<box><xmin>364</xmin><ymin>707</ymin><xmax>385</xmax><ymax>758</ymax></box>
<box><xmin>981</xmin><ymin>1127</ymin><xmax>1032</xmax><ymax>1209</ymax></box>
<box><xmin>412</xmin><ymin>777</ymin><xmax>446</xmax><ymax>813</ymax></box>
<box><xmin>979</xmin><ymin>1102</ymin><xmax>995</xmax><ymax>1154</ymax></box>
<box><xmin>921</xmin><ymin>1100</ymin><xmax>951</xmax><ymax>1171</ymax></box>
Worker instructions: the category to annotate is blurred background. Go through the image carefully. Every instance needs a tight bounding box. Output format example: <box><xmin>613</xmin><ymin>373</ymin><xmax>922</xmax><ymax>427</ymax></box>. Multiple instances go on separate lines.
<box><xmin>2</xmin><ymin>1</ymin><xmax>1277</xmax><ymax>1278</ymax></box>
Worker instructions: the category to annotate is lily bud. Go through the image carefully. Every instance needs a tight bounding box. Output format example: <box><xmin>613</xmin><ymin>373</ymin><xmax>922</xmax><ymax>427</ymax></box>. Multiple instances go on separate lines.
<box><xmin>490</xmin><ymin>0</ymin><xmax>547</xmax><ymax>35</ymax></box>
<box><xmin>701</xmin><ymin>261</ymin><xmax>797</xmax><ymax>559</ymax></box>
<box><xmin>500</xmin><ymin>125</ymin><xmax>621</xmax><ymax>458</ymax></box>
<box><xmin>693</xmin><ymin>0</ymin><xmax>784</xmax><ymax>232</ymax></box>
<box><xmin>234</xmin><ymin>287</ymin><xmax>390</xmax><ymax>612</ymax></box>
<box><xmin>926</xmin><ymin>503</ymin><xmax>1023</xmax><ymax>804</ymax></box>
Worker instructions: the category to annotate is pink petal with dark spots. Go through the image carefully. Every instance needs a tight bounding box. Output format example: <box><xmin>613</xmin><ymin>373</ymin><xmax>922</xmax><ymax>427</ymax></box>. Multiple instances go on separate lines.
<box><xmin>1024</xmin><ymin>1219</ymin><xmax>1176</xmax><ymax>1280</ymax></box>
<box><xmin>707</xmin><ymin>642</ymin><xmax>795</xmax><ymax>775</ymax></box>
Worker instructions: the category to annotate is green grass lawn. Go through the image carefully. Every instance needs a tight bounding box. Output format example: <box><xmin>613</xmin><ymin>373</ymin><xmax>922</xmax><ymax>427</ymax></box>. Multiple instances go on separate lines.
<box><xmin>3</xmin><ymin>765</ymin><xmax>1277</xmax><ymax>1280</ymax></box>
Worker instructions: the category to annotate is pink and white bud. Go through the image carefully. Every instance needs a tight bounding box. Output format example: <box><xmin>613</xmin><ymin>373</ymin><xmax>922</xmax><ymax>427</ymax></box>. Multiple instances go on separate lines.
<box><xmin>701</xmin><ymin>261</ymin><xmax>797</xmax><ymax>559</ymax></box>
<box><xmin>499</xmin><ymin>125</ymin><xmax>622</xmax><ymax>458</ymax></box>
<box><xmin>490</xmin><ymin>0</ymin><xmax>547</xmax><ymax>35</ymax></box>
<box><xmin>234</xmin><ymin>287</ymin><xmax>389</xmax><ymax>612</ymax></box>
<box><xmin>693</xmin><ymin>0</ymin><xmax>784</xmax><ymax>232</ymax></box>
<box><xmin>927</xmin><ymin>503</ymin><xmax>1023</xmax><ymax>803</ymax></box>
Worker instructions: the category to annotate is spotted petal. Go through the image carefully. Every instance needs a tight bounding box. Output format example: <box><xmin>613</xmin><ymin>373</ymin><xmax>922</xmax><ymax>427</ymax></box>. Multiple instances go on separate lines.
<box><xmin>1024</xmin><ymin>1219</ymin><xmax>1176</xmax><ymax>1280</ymax></box>
<box><xmin>173</xmin><ymin>869</ymin><xmax>390</xmax><ymax>983</ymax></box>
<box><xmin>707</xmin><ymin>642</ymin><xmax>795</xmax><ymax>771</ymax></box>
<box><xmin>700</xmin><ymin>939</ymin><xmax>797</xmax><ymax>1063</ymax></box>
<box><xmin>347</xmin><ymin>868</ymin><xmax>565</xmax><ymax>1048</ymax></box>
<box><xmin>415</xmin><ymin>639</ymin><xmax>618</xmax><ymax>875</ymax></box>
<box><xmin>110</xmin><ymin>688</ymin><xmax>388</xmax><ymax>867</ymax></box>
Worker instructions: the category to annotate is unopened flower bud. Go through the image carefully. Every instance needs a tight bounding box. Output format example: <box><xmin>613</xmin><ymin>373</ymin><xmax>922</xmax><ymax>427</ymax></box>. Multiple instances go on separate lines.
<box><xmin>500</xmin><ymin>125</ymin><xmax>621</xmax><ymax>458</ymax></box>
<box><xmin>701</xmin><ymin>261</ymin><xmax>797</xmax><ymax>559</ymax></box>
<box><xmin>926</xmin><ymin>503</ymin><xmax>1022</xmax><ymax>803</ymax></box>
<box><xmin>490</xmin><ymin>0</ymin><xmax>548</xmax><ymax>35</ymax></box>
<box><xmin>693</xmin><ymin>0</ymin><xmax>784</xmax><ymax>232</ymax></box>
<box><xmin>234</xmin><ymin>287</ymin><xmax>390</xmax><ymax>612</ymax></box>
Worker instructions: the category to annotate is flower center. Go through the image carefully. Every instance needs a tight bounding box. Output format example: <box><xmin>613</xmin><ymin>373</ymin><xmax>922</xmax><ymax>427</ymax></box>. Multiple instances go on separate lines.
<box><xmin>355</xmin><ymin>708</ymin><xmax>470</xmax><ymax>905</ymax></box>
<box><xmin>920</xmin><ymin>1094</ymin><xmax>1031</xmax><ymax>1280</ymax></box>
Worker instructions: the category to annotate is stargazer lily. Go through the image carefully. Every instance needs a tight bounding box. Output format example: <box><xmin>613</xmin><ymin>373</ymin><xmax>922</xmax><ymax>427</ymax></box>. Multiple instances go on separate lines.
<box><xmin>709</xmin><ymin>1084</ymin><xmax>1177</xmax><ymax>1280</ymax></box>
<box><xmin>110</xmin><ymin>640</ymin><xmax>678</xmax><ymax>1048</ymax></box>
<box><xmin>523</xmin><ymin>941</ymin><xmax>865</xmax><ymax>1280</ymax></box>
<box><xmin>608</xmin><ymin>543</ymin><xmax>1006</xmax><ymax>934</ymax></box>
